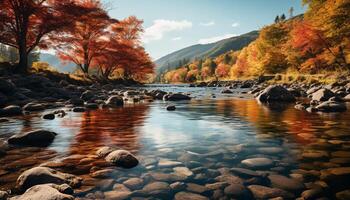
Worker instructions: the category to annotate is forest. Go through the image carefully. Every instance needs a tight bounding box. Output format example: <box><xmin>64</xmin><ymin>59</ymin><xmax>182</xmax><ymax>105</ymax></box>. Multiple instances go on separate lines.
<box><xmin>0</xmin><ymin>0</ymin><xmax>154</xmax><ymax>82</ymax></box>
<box><xmin>162</xmin><ymin>0</ymin><xmax>350</xmax><ymax>83</ymax></box>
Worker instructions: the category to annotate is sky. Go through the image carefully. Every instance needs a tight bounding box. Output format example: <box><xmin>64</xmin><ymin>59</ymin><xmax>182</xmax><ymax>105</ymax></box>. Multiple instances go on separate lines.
<box><xmin>106</xmin><ymin>0</ymin><xmax>306</xmax><ymax>60</ymax></box>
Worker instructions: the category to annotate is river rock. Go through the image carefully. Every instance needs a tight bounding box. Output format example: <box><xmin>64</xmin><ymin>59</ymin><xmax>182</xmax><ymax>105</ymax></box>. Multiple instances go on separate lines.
<box><xmin>80</xmin><ymin>90</ymin><xmax>94</xmax><ymax>101</ymax></box>
<box><xmin>336</xmin><ymin>189</ymin><xmax>350</xmax><ymax>200</ymax></box>
<box><xmin>105</xmin><ymin>150</ymin><xmax>139</xmax><ymax>168</ymax></box>
<box><xmin>344</xmin><ymin>94</ymin><xmax>350</xmax><ymax>101</ymax></box>
<box><xmin>163</xmin><ymin>93</ymin><xmax>191</xmax><ymax>101</ymax></box>
<box><xmin>72</xmin><ymin>107</ymin><xmax>85</xmax><ymax>112</ymax></box>
<box><xmin>320</xmin><ymin>167</ymin><xmax>350</xmax><ymax>188</ymax></box>
<box><xmin>123</xmin><ymin>177</ymin><xmax>144</xmax><ymax>190</ymax></box>
<box><xmin>16</xmin><ymin>167</ymin><xmax>82</xmax><ymax>191</ymax></box>
<box><xmin>256</xmin><ymin>85</ymin><xmax>295</xmax><ymax>102</ymax></box>
<box><xmin>0</xmin><ymin>105</ymin><xmax>22</xmax><ymax>116</ymax></box>
<box><xmin>105</xmin><ymin>95</ymin><xmax>124</xmax><ymax>107</ymax></box>
<box><xmin>42</xmin><ymin>113</ymin><xmax>55</xmax><ymax>120</ymax></box>
<box><xmin>257</xmin><ymin>147</ymin><xmax>284</xmax><ymax>155</ymax></box>
<box><xmin>8</xmin><ymin>130</ymin><xmax>57</xmax><ymax>146</ymax></box>
<box><xmin>23</xmin><ymin>102</ymin><xmax>45</xmax><ymax>111</ymax></box>
<box><xmin>312</xmin><ymin>89</ymin><xmax>334</xmax><ymax>102</ymax></box>
<box><xmin>0</xmin><ymin>191</ymin><xmax>8</xmax><ymax>200</ymax></box>
<box><xmin>0</xmin><ymin>78</ymin><xmax>16</xmax><ymax>94</ymax></box>
<box><xmin>221</xmin><ymin>89</ymin><xmax>233</xmax><ymax>94</ymax></box>
<box><xmin>96</xmin><ymin>146</ymin><xmax>115</xmax><ymax>158</ymax></box>
<box><xmin>241</xmin><ymin>157</ymin><xmax>274</xmax><ymax>168</ymax></box>
<box><xmin>166</xmin><ymin>105</ymin><xmax>176</xmax><ymax>111</ymax></box>
<box><xmin>224</xmin><ymin>184</ymin><xmax>250</xmax><ymax>198</ymax></box>
<box><xmin>174</xmin><ymin>191</ymin><xmax>209</xmax><ymax>200</ymax></box>
<box><xmin>248</xmin><ymin>185</ymin><xmax>294</xmax><ymax>199</ymax></box>
<box><xmin>315</xmin><ymin>101</ymin><xmax>347</xmax><ymax>112</ymax></box>
<box><xmin>173</xmin><ymin>167</ymin><xmax>193</xmax><ymax>178</ymax></box>
<box><xmin>158</xmin><ymin>159</ymin><xmax>182</xmax><ymax>168</ymax></box>
<box><xmin>186</xmin><ymin>183</ymin><xmax>208</xmax><ymax>194</ymax></box>
<box><xmin>141</xmin><ymin>181</ymin><xmax>170</xmax><ymax>197</ymax></box>
<box><xmin>268</xmin><ymin>174</ymin><xmax>305</xmax><ymax>192</ymax></box>
<box><xmin>10</xmin><ymin>184</ymin><xmax>74</xmax><ymax>200</ymax></box>
<box><xmin>170</xmin><ymin>182</ymin><xmax>186</xmax><ymax>191</ymax></box>
<box><xmin>301</xmin><ymin>187</ymin><xmax>324</xmax><ymax>200</ymax></box>
<box><xmin>230</xmin><ymin>168</ymin><xmax>261</xmax><ymax>178</ymax></box>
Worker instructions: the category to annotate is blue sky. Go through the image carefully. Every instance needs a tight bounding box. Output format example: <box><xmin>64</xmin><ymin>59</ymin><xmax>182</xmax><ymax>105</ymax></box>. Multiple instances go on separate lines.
<box><xmin>106</xmin><ymin>0</ymin><xmax>306</xmax><ymax>60</ymax></box>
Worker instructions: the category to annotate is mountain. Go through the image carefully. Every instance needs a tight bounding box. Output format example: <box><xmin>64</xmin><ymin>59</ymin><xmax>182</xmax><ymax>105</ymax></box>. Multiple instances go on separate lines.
<box><xmin>155</xmin><ymin>30</ymin><xmax>259</xmax><ymax>74</ymax></box>
<box><xmin>39</xmin><ymin>53</ymin><xmax>76</xmax><ymax>73</ymax></box>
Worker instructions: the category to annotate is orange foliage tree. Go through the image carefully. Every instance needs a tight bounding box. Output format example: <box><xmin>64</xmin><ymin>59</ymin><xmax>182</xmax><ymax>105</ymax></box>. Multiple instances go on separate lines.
<box><xmin>95</xmin><ymin>16</ymin><xmax>154</xmax><ymax>81</ymax></box>
<box><xmin>0</xmin><ymin>0</ymin><xmax>95</xmax><ymax>73</ymax></box>
<box><xmin>54</xmin><ymin>0</ymin><xmax>111</xmax><ymax>75</ymax></box>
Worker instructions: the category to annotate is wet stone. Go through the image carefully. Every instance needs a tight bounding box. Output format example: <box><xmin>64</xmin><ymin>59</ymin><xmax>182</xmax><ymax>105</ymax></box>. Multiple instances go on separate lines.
<box><xmin>248</xmin><ymin>185</ymin><xmax>294</xmax><ymax>199</ymax></box>
<box><xmin>8</xmin><ymin>130</ymin><xmax>57</xmax><ymax>147</ymax></box>
<box><xmin>186</xmin><ymin>183</ymin><xmax>208</xmax><ymax>194</ymax></box>
<box><xmin>158</xmin><ymin>159</ymin><xmax>182</xmax><ymax>168</ymax></box>
<box><xmin>174</xmin><ymin>191</ymin><xmax>209</xmax><ymax>200</ymax></box>
<box><xmin>230</xmin><ymin>167</ymin><xmax>261</xmax><ymax>178</ymax></box>
<box><xmin>268</xmin><ymin>174</ymin><xmax>305</xmax><ymax>192</ymax></box>
<box><xmin>224</xmin><ymin>184</ymin><xmax>250</xmax><ymax>198</ymax></box>
<box><xmin>96</xmin><ymin>146</ymin><xmax>115</xmax><ymax>158</ymax></box>
<box><xmin>123</xmin><ymin>177</ymin><xmax>144</xmax><ymax>190</ymax></box>
<box><xmin>257</xmin><ymin>147</ymin><xmax>284</xmax><ymax>155</ymax></box>
<box><xmin>173</xmin><ymin>167</ymin><xmax>193</xmax><ymax>178</ymax></box>
<box><xmin>170</xmin><ymin>182</ymin><xmax>186</xmax><ymax>191</ymax></box>
<box><xmin>336</xmin><ymin>189</ymin><xmax>350</xmax><ymax>200</ymax></box>
<box><xmin>105</xmin><ymin>150</ymin><xmax>139</xmax><ymax>169</ymax></box>
<box><xmin>241</xmin><ymin>157</ymin><xmax>274</xmax><ymax>168</ymax></box>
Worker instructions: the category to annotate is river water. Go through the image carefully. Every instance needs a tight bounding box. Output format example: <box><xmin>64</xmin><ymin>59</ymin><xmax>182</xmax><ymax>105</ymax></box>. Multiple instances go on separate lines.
<box><xmin>1</xmin><ymin>85</ymin><xmax>350</xmax><ymax>199</ymax></box>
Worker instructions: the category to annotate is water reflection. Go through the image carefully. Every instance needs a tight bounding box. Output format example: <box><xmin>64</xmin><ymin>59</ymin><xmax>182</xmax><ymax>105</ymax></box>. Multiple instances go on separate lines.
<box><xmin>0</xmin><ymin>96</ymin><xmax>350</xmax><ymax>198</ymax></box>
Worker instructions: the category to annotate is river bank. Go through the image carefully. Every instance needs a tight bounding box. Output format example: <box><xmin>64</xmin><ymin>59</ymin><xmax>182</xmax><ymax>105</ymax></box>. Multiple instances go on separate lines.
<box><xmin>1</xmin><ymin>72</ymin><xmax>350</xmax><ymax>199</ymax></box>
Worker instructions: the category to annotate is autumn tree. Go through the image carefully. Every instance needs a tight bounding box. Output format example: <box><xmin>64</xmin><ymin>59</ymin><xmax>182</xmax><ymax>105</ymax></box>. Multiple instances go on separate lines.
<box><xmin>54</xmin><ymin>0</ymin><xmax>111</xmax><ymax>75</ymax></box>
<box><xmin>94</xmin><ymin>16</ymin><xmax>154</xmax><ymax>81</ymax></box>
<box><xmin>0</xmin><ymin>0</ymin><xmax>96</xmax><ymax>73</ymax></box>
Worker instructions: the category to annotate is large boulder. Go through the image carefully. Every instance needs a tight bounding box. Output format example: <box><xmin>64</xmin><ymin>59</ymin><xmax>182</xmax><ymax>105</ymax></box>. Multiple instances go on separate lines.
<box><xmin>256</xmin><ymin>85</ymin><xmax>295</xmax><ymax>102</ymax></box>
<box><xmin>16</xmin><ymin>167</ymin><xmax>82</xmax><ymax>191</ymax></box>
<box><xmin>0</xmin><ymin>105</ymin><xmax>22</xmax><ymax>116</ymax></box>
<box><xmin>8</xmin><ymin>130</ymin><xmax>57</xmax><ymax>146</ymax></box>
<box><xmin>0</xmin><ymin>78</ymin><xmax>16</xmax><ymax>94</ymax></box>
<box><xmin>312</xmin><ymin>88</ymin><xmax>334</xmax><ymax>102</ymax></box>
<box><xmin>315</xmin><ymin>101</ymin><xmax>347</xmax><ymax>112</ymax></box>
<box><xmin>105</xmin><ymin>150</ymin><xmax>139</xmax><ymax>168</ymax></box>
<box><xmin>105</xmin><ymin>95</ymin><xmax>124</xmax><ymax>107</ymax></box>
<box><xmin>10</xmin><ymin>184</ymin><xmax>74</xmax><ymax>200</ymax></box>
<box><xmin>163</xmin><ymin>93</ymin><xmax>191</xmax><ymax>101</ymax></box>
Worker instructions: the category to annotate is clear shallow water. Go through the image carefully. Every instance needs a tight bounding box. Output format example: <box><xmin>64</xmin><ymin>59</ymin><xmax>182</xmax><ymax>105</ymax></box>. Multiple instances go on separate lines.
<box><xmin>1</xmin><ymin>86</ymin><xmax>350</xmax><ymax>199</ymax></box>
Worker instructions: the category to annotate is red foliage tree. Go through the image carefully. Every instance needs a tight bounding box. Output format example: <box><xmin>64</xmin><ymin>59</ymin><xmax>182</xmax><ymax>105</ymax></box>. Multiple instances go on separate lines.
<box><xmin>54</xmin><ymin>0</ymin><xmax>111</xmax><ymax>75</ymax></box>
<box><xmin>94</xmin><ymin>16</ymin><xmax>154</xmax><ymax>81</ymax></box>
<box><xmin>0</xmin><ymin>0</ymin><xmax>95</xmax><ymax>73</ymax></box>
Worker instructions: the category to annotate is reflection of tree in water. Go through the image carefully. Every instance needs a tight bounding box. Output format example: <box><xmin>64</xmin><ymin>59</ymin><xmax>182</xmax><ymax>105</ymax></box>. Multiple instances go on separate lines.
<box><xmin>69</xmin><ymin>104</ymin><xmax>150</xmax><ymax>155</ymax></box>
<box><xmin>183</xmin><ymin>99</ymin><xmax>350</xmax><ymax>144</ymax></box>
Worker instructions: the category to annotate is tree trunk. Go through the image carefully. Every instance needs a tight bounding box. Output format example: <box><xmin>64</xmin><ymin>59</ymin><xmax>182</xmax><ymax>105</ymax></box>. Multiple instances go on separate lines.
<box><xmin>15</xmin><ymin>39</ymin><xmax>28</xmax><ymax>74</ymax></box>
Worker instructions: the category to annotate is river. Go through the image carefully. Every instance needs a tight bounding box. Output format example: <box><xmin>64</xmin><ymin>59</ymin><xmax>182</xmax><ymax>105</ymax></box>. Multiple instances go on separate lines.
<box><xmin>1</xmin><ymin>85</ymin><xmax>350</xmax><ymax>199</ymax></box>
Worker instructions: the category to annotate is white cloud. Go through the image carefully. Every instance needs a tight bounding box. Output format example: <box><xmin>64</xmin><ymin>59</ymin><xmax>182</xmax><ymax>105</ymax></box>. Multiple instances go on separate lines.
<box><xmin>172</xmin><ymin>37</ymin><xmax>182</xmax><ymax>41</ymax></box>
<box><xmin>232</xmin><ymin>22</ymin><xmax>240</xmax><ymax>27</ymax></box>
<box><xmin>200</xmin><ymin>21</ymin><xmax>215</xmax><ymax>26</ymax></box>
<box><xmin>198</xmin><ymin>33</ymin><xmax>237</xmax><ymax>44</ymax></box>
<box><xmin>142</xmin><ymin>19</ymin><xmax>192</xmax><ymax>43</ymax></box>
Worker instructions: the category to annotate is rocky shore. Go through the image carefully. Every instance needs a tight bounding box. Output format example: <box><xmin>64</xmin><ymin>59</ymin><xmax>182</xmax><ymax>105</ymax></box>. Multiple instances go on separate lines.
<box><xmin>0</xmin><ymin>73</ymin><xmax>350</xmax><ymax>200</ymax></box>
